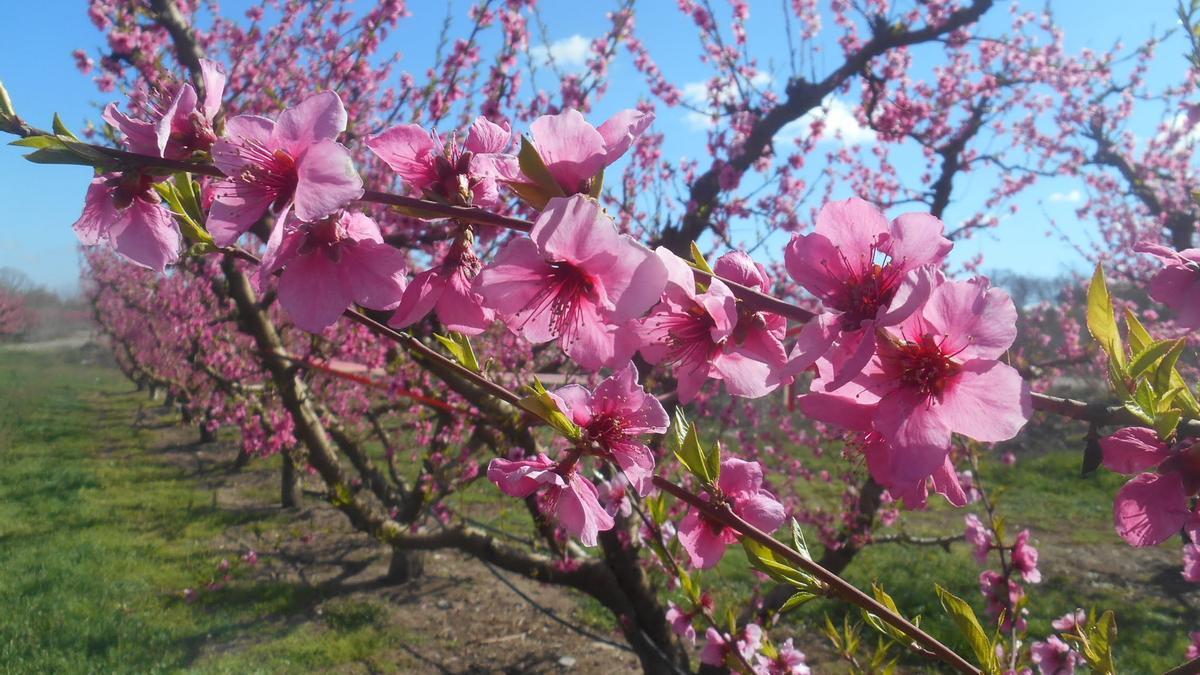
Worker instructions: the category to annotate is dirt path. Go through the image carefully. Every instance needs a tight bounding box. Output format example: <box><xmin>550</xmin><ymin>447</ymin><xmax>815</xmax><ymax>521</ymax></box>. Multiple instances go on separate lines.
<box><xmin>135</xmin><ymin>407</ymin><xmax>642</xmax><ymax>674</ymax></box>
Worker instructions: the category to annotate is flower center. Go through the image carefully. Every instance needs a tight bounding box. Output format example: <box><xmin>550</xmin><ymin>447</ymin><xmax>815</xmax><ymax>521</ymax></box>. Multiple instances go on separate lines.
<box><xmin>885</xmin><ymin>333</ymin><xmax>961</xmax><ymax>399</ymax></box>
<box><xmin>432</xmin><ymin>145</ymin><xmax>476</xmax><ymax>205</ymax></box>
<box><xmin>584</xmin><ymin>414</ymin><xmax>627</xmax><ymax>449</ymax></box>
<box><xmin>653</xmin><ymin>303</ymin><xmax>720</xmax><ymax>366</ymax></box>
<box><xmin>168</xmin><ymin>111</ymin><xmax>217</xmax><ymax>155</ymax></box>
<box><xmin>234</xmin><ymin>141</ymin><xmax>299</xmax><ymax>212</ymax></box>
<box><xmin>516</xmin><ymin>262</ymin><xmax>596</xmax><ymax>343</ymax></box>
<box><xmin>826</xmin><ymin>242</ymin><xmax>905</xmax><ymax>328</ymax></box>
<box><xmin>109</xmin><ymin>172</ymin><xmax>159</xmax><ymax>210</ymax></box>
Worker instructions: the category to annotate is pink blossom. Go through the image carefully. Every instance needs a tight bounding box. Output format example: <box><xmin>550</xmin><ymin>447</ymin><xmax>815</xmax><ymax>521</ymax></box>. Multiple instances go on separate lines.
<box><xmin>665</xmin><ymin>601</ymin><xmax>697</xmax><ymax>643</ymax></box>
<box><xmin>784</xmin><ymin>197</ymin><xmax>951</xmax><ymax>386</ymax></box>
<box><xmin>714</xmin><ymin>250</ymin><xmax>790</xmax><ymax>374</ymax></box>
<box><xmin>550</xmin><ymin>362</ymin><xmax>668</xmax><ymax>495</ymax></box>
<box><xmin>1184</xmin><ymin>543</ymin><xmax>1200</xmax><ymax>582</ymax></box>
<box><xmin>242</xmin><ymin>550</ymin><xmax>258</xmax><ymax>567</ymax></box>
<box><xmin>389</xmin><ymin>235</ymin><xmax>494</xmax><ymax>335</ymax></box>
<box><xmin>797</xmin><ymin>393</ymin><xmax>966</xmax><ymax>508</ymax></box>
<box><xmin>638</xmin><ymin>249</ymin><xmax>785</xmax><ymax>402</ymax></box>
<box><xmin>1030</xmin><ymin>636</ymin><xmax>1078</xmax><ymax>675</ymax></box>
<box><xmin>474</xmin><ymin>195</ymin><xmax>667</xmax><ymax>370</ymax></box>
<box><xmin>754</xmin><ymin>638</ymin><xmax>810</xmax><ymax>675</ymax></box>
<box><xmin>1100</xmin><ymin>427</ymin><xmax>1200</xmax><ymax>547</ymax></box>
<box><xmin>72</xmin><ymin>172</ymin><xmax>180</xmax><ymax>272</ymax></box>
<box><xmin>979</xmin><ymin>570</ymin><xmax>1026</xmax><ymax>632</ymax></box>
<box><xmin>801</xmin><ymin>277</ymin><xmax>1031</xmax><ymax>485</ymax></box>
<box><xmin>1012</xmin><ymin>529</ymin><xmax>1041</xmax><ymax>583</ymax></box>
<box><xmin>263</xmin><ymin>210</ymin><xmax>407</xmax><ymax>332</ymax></box>
<box><xmin>366</xmin><ymin>116</ymin><xmax>512</xmax><ymax>208</ymax></box>
<box><xmin>964</xmin><ymin>513</ymin><xmax>993</xmax><ymax>564</ymax></box>
<box><xmin>208</xmin><ymin>91</ymin><xmax>363</xmax><ymax>248</ymax></box>
<box><xmin>700</xmin><ymin>624</ymin><xmax>762</xmax><ymax>667</ymax></box>
<box><xmin>486</xmin><ymin>453</ymin><xmax>614</xmax><ymax>546</ymax></box>
<box><xmin>1051</xmin><ymin>609</ymin><xmax>1086</xmax><ymax>632</ymax></box>
<box><xmin>1134</xmin><ymin>241</ymin><xmax>1200</xmax><ymax>327</ymax></box>
<box><xmin>104</xmin><ymin>58</ymin><xmax>225</xmax><ymax>159</ymax></box>
<box><xmin>517</xmin><ymin>108</ymin><xmax>654</xmax><ymax>195</ymax></box>
<box><xmin>1187</xmin><ymin>631</ymin><xmax>1200</xmax><ymax>660</ymax></box>
<box><xmin>677</xmin><ymin>459</ymin><xmax>785</xmax><ymax>568</ymax></box>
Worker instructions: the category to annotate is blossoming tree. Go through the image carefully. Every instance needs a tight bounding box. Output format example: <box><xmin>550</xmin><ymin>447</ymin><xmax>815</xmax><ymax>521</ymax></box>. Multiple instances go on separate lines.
<box><xmin>3</xmin><ymin>0</ymin><xmax>1200</xmax><ymax>672</ymax></box>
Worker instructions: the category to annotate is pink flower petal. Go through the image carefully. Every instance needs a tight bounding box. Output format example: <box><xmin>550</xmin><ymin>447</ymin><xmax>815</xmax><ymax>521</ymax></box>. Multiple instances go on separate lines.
<box><xmin>293</xmin><ymin>140</ymin><xmax>363</xmax><ymax>222</ymax></box>
<box><xmin>937</xmin><ymin>360</ymin><xmax>1031</xmax><ymax>442</ymax></box>
<box><xmin>277</xmin><ymin>253</ymin><xmax>354</xmax><ymax>332</ymax></box>
<box><xmin>365</xmin><ymin>124</ymin><xmax>439</xmax><ymax>188</ymax></box>
<box><xmin>1101</xmin><ymin>427</ymin><xmax>1171</xmax><ymax>475</ymax></box>
<box><xmin>274</xmin><ymin>90</ymin><xmax>347</xmax><ymax>149</ymax></box>
<box><xmin>1114</xmin><ymin>471</ymin><xmax>1192</xmax><ymax>547</ymax></box>
<box><xmin>529</xmin><ymin>109</ymin><xmax>607</xmax><ymax>192</ymax></box>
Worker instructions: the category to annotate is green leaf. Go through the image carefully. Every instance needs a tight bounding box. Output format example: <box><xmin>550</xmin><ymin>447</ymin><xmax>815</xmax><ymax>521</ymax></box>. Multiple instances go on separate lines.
<box><xmin>1080</xmin><ymin>610</ymin><xmax>1117</xmax><ymax>674</ymax></box>
<box><xmin>504</xmin><ymin>181</ymin><xmax>552</xmax><ymax>210</ymax></box>
<box><xmin>1153</xmin><ymin>338</ymin><xmax>1187</xmax><ymax>395</ymax></box>
<box><xmin>1127</xmin><ymin>339</ymin><xmax>1180</xmax><ymax>379</ymax></box>
<box><xmin>1123</xmin><ymin>380</ymin><xmax>1157</xmax><ymax>426</ymax></box>
<box><xmin>188</xmin><ymin>242</ymin><xmax>218</xmax><ymax>257</ymax></box>
<box><xmin>1087</xmin><ymin>265</ymin><xmax>1125</xmax><ymax>368</ymax></box>
<box><xmin>587</xmin><ymin>167</ymin><xmax>604</xmax><ymax>198</ymax></box>
<box><xmin>517</xmin><ymin>137</ymin><xmax>565</xmax><ymax>202</ymax></box>
<box><xmin>21</xmin><ymin>135</ymin><xmax>109</xmax><ymax>167</ymax></box>
<box><xmin>778</xmin><ymin>591</ymin><xmax>817</xmax><ymax>613</ymax></box>
<box><xmin>791</xmin><ymin>519</ymin><xmax>812</xmax><ymax>561</ymax></box>
<box><xmin>22</xmin><ymin>147</ymin><xmax>100</xmax><ymax>166</ymax></box>
<box><xmin>677</xmin><ymin>568</ymin><xmax>697</xmax><ymax>603</ymax></box>
<box><xmin>52</xmin><ymin>113</ymin><xmax>78</xmax><ymax>140</ymax></box>
<box><xmin>822</xmin><ymin>615</ymin><xmax>843</xmax><ymax>650</ymax></box>
<box><xmin>153</xmin><ymin>181</ymin><xmax>212</xmax><ymax>245</ymax></box>
<box><xmin>690</xmin><ymin>241</ymin><xmax>714</xmax><ymax>275</ymax></box>
<box><xmin>1153</xmin><ymin>409</ymin><xmax>1183</xmax><ymax>440</ymax></box>
<box><xmin>935</xmin><ymin>585</ymin><xmax>1001</xmax><ymax>674</ymax></box>
<box><xmin>10</xmin><ymin>135</ymin><xmax>65</xmax><ymax>149</ymax></box>
<box><xmin>667</xmin><ymin>407</ymin><xmax>689</xmax><ymax>457</ymax></box>
<box><xmin>0</xmin><ymin>79</ymin><xmax>14</xmax><ymax>119</ymax></box>
<box><xmin>740</xmin><ymin>538</ymin><xmax>817</xmax><ymax>589</ymax></box>
<box><xmin>173</xmin><ymin>172</ymin><xmax>204</xmax><ymax>225</ymax></box>
<box><xmin>518</xmin><ymin>378</ymin><xmax>582</xmax><ymax>441</ymax></box>
<box><xmin>433</xmin><ymin>332</ymin><xmax>481</xmax><ymax>373</ymax></box>
<box><xmin>860</xmin><ymin>584</ymin><xmax>912</xmax><ymax>643</ymax></box>
<box><xmin>646</xmin><ymin>492</ymin><xmax>668</xmax><ymax>525</ymax></box>
<box><xmin>1124</xmin><ymin>309</ymin><xmax>1152</xmax><ymax>355</ymax></box>
<box><xmin>674</xmin><ymin>421</ymin><xmax>716</xmax><ymax>483</ymax></box>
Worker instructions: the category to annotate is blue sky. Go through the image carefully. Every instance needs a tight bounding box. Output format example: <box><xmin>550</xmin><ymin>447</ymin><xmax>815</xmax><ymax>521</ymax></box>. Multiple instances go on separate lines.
<box><xmin>0</xmin><ymin>1</ymin><xmax>1186</xmax><ymax>294</ymax></box>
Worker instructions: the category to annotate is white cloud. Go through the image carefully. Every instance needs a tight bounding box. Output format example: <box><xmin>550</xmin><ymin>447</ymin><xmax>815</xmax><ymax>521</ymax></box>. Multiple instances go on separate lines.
<box><xmin>779</xmin><ymin>98</ymin><xmax>876</xmax><ymax>146</ymax></box>
<box><xmin>1048</xmin><ymin>189</ymin><xmax>1082</xmax><ymax>203</ymax></box>
<box><xmin>530</xmin><ymin>34</ymin><xmax>590</xmax><ymax>70</ymax></box>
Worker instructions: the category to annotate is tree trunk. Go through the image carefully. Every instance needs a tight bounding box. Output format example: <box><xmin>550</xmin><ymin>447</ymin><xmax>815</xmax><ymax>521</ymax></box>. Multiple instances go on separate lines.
<box><xmin>599</xmin><ymin>526</ymin><xmax>692</xmax><ymax>674</ymax></box>
<box><xmin>199</xmin><ymin>424</ymin><xmax>217</xmax><ymax>444</ymax></box>
<box><xmin>384</xmin><ymin>547</ymin><xmax>424</xmax><ymax>584</ymax></box>
<box><xmin>280</xmin><ymin>451</ymin><xmax>301</xmax><ymax>509</ymax></box>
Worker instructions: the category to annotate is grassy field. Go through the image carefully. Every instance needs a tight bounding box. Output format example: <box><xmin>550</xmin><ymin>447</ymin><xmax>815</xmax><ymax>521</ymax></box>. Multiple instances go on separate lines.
<box><xmin>0</xmin><ymin>346</ymin><xmax>436</xmax><ymax>673</ymax></box>
<box><xmin>0</xmin><ymin>345</ymin><xmax>1195</xmax><ymax>673</ymax></box>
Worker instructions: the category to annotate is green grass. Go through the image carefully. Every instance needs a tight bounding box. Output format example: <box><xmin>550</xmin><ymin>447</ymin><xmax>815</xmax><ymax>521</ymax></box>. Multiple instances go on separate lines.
<box><xmin>0</xmin><ymin>348</ymin><xmax>416</xmax><ymax>674</ymax></box>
